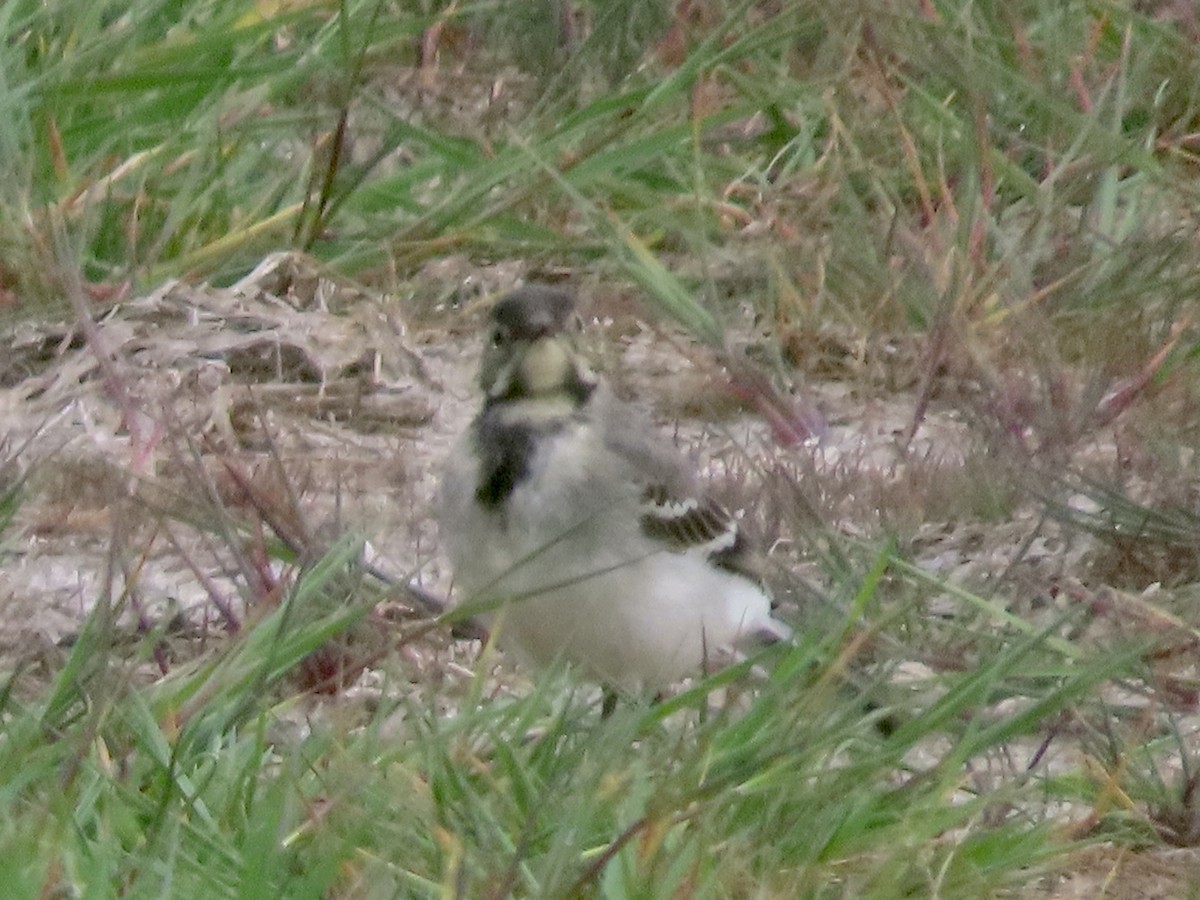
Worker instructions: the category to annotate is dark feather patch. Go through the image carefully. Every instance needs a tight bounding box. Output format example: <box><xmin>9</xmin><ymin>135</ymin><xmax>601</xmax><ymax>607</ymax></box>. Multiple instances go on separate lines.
<box><xmin>474</xmin><ymin>419</ymin><xmax>537</xmax><ymax>507</ymax></box>
<box><xmin>638</xmin><ymin>483</ymin><xmax>747</xmax><ymax>569</ymax></box>
<box><xmin>473</xmin><ymin>412</ymin><xmax>572</xmax><ymax>507</ymax></box>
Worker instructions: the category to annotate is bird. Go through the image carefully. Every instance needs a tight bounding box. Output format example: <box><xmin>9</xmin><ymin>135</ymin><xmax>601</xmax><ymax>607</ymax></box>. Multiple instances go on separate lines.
<box><xmin>438</xmin><ymin>285</ymin><xmax>791</xmax><ymax>702</ymax></box>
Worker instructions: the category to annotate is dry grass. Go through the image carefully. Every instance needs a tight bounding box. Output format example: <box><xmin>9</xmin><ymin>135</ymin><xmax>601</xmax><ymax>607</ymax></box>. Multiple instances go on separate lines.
<box><xmin>4</xmin><ymin>1</ymin><xmax>1200</xmax><ymax>896</ymax></box>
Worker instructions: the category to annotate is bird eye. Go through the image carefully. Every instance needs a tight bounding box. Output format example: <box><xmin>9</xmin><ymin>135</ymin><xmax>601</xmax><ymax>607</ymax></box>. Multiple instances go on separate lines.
<box><xmin>490</xmin><ymin>328</ymin><xmax>505</xmax><ymax>347</ymax></box>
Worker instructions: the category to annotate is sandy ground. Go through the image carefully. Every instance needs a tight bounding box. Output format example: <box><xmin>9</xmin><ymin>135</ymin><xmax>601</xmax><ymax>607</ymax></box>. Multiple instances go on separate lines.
<box><xmin>2</xmin><ymin>253</ymin><xmax>1197</xmax><ymax>895</ymax></box>
<box><xmin>0</xmin><ymin>252</ymin><xmax>987</xmax><ymax>659</ymax></box>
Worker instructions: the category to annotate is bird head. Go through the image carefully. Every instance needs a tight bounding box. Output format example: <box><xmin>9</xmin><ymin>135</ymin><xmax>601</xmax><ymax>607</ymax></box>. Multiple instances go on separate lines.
<box><xmin>479</xmin><ymin>286</ymin><xmax>597</xmax><ymax>405</ymax></box>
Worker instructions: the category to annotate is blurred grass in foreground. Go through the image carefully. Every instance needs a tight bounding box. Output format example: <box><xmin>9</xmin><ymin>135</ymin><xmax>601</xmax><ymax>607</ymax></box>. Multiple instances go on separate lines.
<box><xmin>4</xmin><ymin>0</ymin><xmax>1200</xmax><ymax>896</ymax></box>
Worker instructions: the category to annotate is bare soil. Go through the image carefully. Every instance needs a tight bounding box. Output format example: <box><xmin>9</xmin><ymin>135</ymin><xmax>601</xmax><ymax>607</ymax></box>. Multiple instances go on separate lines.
<box><xmin>2</xmin><ymin>253</ymin><xmax>1197</xmax><ymax>895</ymax></box>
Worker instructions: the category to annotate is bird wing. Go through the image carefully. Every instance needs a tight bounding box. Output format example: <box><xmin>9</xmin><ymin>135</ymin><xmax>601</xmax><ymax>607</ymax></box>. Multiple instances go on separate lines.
<box><xmin>590</xmin><ymin>388</ymin><xmax>758</xmax><ymax>577</ymax></box>
<box><xmin>637</xmin><ymin>483</ymin><xmax>744</xmax><ymax>563</ymax></box>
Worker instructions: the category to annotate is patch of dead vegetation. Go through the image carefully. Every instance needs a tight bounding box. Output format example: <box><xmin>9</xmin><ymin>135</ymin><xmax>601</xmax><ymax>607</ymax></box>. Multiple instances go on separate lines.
<box><xmin>2</xmin><ymin>252</ymin><xmax>1194</xmax><ymax>670</ymax></box>
<box><xmin>4</xmin><ymin>254</ymin><xmax>1200</xmax><ymax>888</ymax></box>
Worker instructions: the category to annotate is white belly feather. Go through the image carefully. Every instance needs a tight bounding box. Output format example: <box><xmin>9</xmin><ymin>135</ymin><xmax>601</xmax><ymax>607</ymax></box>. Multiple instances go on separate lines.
<box><xmin>440</xmin><ymin>422</ymin><xmax>777</xmax><ymax>692</ymax></box>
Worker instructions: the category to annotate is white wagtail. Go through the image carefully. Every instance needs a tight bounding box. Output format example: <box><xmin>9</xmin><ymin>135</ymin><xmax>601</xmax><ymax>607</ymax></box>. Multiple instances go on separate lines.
<box><xmin>439</xmin><ymin>285</ymin><xmax>791</xmax><ymax>700</ymax></box>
